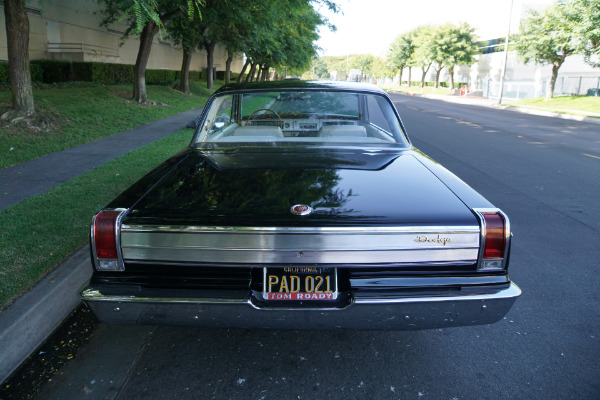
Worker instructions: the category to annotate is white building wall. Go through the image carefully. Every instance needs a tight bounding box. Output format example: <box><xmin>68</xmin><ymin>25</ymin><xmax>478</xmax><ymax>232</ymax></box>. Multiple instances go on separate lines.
<box><xmin>0</xmin><ymin>0</ymin><xmax>243</xmax><ymax>73</ymax></box>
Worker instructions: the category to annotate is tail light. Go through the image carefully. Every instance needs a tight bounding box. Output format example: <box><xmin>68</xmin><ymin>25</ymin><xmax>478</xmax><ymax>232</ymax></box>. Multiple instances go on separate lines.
<box><xmin>474</xmin><ymin>209</ymin><xmax>510</xmax><ymax>271</ymax></box>
<box><xmin>91</xmin><ymin>209</ymin><xmax>127</xmax><ymax>271</ymax></box>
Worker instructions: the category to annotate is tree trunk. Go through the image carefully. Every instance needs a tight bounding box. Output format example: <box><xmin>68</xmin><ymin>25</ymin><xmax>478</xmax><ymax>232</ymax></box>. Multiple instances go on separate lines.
<box><xmin>238</xmin><ymin>59</ymin><xmax>250</xmax><ymax>83</ymax></box>
<box><xmin>260</xmin><ymin>65</ymin><xmax>266</xmax><ymax>81</ymax></box>
<box><xmin>246</xmin><ymin>63</ymin><xmax>256</xmax><ymax>82</ymax></box>
<box><xmin>225</xmin><ymin>52</ymin><xmax>233</xmax><ymax>84</ymax></box>
<box><xmin>547</xmin><ymin>51</ymin><xmax>567</xmax><ymax>100</ymax></box>
<box><xmin>177</xmin><ymin>47</ymin><xmax>193</xmax><ymax>93</ymax></box>
<box><xmin>407</xmin><ymin>67</ymin><xmax>412</xmax><ymax>87</ymax></box>
<box><xmin>397</xmin><ymin>65</ymin><xmax>403</xmax><ymax>86</ymax></box>
<box><xmin>261</xmin><ymin>65</ymin><xmax>269</xmax><ymax>81</ymax></box>
<box><xmin>205</xmin><ymin>40</ymin><xmax>216</xmax><ymax>90</ymax></box>
<box><xmin>547</xmin><ymin>64</ymin><xmax>560</xmax><ymax>100</ymax></box>
<box><xmin>4</xmin><ymin>0</ymin><xmax>34</xmax><ymax>116</ymax></box>
<box><xmin>133</xmin><ymin>21</ymin><xmax>159</xmax><ymax>103</ymax></box>
<box><xmin>449</xmin><ymin>66</ymin><xmax>455</xmax><ymax>90</ymax></box>
<box><xmin>247</xmin><ymin>63</ymin><xmax>257</xmax><ymax>82</ymax></box>
<box><xmin>434</xmin><ymin>65</ymin><xmax>442</xmax><ymax>89</ymax></box>
<box><xmin>420</xmin><ymin>64</ymin><xmax>431</xmax><ymax>88</ymax></box>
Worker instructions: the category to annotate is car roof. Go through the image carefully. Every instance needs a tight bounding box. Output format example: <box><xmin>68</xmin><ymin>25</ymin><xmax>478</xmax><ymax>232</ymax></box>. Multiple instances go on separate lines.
<box><xmin>214</xmin><ymin>80</ymin><xmax>386</xmax><ymax>95</ymax></box>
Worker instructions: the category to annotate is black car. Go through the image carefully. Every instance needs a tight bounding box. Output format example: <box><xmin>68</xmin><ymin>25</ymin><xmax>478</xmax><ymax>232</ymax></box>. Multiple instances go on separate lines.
<box><xmin>80</xmin><ymin>81</ymin><xmax>520</xmax><ymax>330</ymax></box>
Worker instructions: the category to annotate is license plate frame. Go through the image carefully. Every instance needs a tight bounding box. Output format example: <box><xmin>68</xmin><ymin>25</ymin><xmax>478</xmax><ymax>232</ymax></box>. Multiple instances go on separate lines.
<box><xmin>263</xmin><ymin>267</ymin><xmax>338</xmax><ymax>301</ymax></box>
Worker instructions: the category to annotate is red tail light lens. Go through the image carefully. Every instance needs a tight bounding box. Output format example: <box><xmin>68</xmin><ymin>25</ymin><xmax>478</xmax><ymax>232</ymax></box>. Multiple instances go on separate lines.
<box><xmin>94</xmin><ymin>211</ymin><xmax>120</xmax><ymax>259</ymax></box>
<box><xmin>482</xmin><ymin>212</ymin><xmax>506</xmax><ymax>259</ymax></box>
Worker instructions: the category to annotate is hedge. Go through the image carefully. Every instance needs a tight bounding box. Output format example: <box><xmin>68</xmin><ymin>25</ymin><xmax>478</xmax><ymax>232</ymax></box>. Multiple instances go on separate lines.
<box><xmin>0</xmin><ymin>63</ymin><xmax>43</xmax><ymax>84</ymax></box>
<box><xmin>31</xmin><ymin>60</ymin><xmax>71</xmax><ymax>83</ymax></box>
<box><xmin>0</xmin><ymin>61</ymin><xmax>215</xmax><ymax>86</ymax></box>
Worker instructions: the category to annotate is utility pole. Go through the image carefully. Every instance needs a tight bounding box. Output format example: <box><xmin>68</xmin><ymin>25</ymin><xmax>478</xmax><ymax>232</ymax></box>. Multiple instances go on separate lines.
<box><xmin>498</xmin><ymin>0</ymin><xmax>514</xmax><ymax>105</ymax></box>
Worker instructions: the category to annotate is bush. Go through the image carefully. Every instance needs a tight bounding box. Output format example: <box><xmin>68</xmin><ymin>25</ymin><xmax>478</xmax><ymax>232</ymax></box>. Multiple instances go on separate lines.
<box><xmin>30</xmin><ymin>64</ymin><xmax>44</xmax><ymax>83</ymax></box>
<box><xmin>0</xmin><ymin>63</ymin><xmax>8</xmax><ymax>84</ymax></box>
<box><xmin>0</xmin><ymin>61</ymin><xmax>196</xmax><ymax>86</ymax></box>
<box><xmin>90</xmin><ymin>62</ymin><xmax>134</xmax><ymax>84</ymax></box>
<box><xmin>146</xmin><ymin>69</ymin><xmax>177</xmax><ymax>85</ymax></box>
<box><xmin>0</xmin><ymin>62</ymin><xmax>44</xmax><ymax>84</ymax></box>
<box><xmin>31</xmin><ymin>60</ymin><xmax>71</xmax><ymax>83</ymax></box>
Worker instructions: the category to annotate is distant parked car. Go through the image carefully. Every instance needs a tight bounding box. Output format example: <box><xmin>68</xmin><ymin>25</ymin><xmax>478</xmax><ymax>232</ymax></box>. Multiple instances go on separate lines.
<box><xmin>80</xmin><ymin>81</ymin><xmax>520</xmax><ymax>330</ymax></box>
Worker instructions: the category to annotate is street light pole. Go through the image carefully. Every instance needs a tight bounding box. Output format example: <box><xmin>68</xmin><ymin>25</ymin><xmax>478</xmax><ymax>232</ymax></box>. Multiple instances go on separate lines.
<box><xmin>498</xmin><ymin>0</ymin><xmax>514</xmax><ymax>105</ymax></box>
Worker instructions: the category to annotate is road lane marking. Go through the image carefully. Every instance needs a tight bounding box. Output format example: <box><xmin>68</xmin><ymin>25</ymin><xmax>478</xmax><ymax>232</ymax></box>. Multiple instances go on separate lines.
<box><xmin>583</xmin><ymin>153</ymin><xmax>600</xmax><ymax>160</ymax></box>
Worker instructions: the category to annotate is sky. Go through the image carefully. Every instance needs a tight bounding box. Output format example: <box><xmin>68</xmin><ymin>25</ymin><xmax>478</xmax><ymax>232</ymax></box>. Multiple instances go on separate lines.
<box><xmin>314</xmin><ymin>0</ymin><xmax>555</xmax><ymax>57</ymax></box>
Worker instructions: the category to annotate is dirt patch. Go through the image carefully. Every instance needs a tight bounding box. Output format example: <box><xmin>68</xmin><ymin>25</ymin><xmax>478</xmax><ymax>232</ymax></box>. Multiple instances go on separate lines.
<box><xmin>0</xmin><ymin>305</ymin><xmax>98</xmax><ymax>399</ymax></box>
<box><xmin>0</xmin><ymin>107</ymin><xmax>65</xmax><ymax>136</ymax></box>
<box><xmin>108</xmin><ymin>87</ymin><xmax>131</xmax><ymax>100</ymax></box>
<box><xmin>108</xmin><ymin>88</ymin><xmax>171</xmax><ymax>107</ymax></box>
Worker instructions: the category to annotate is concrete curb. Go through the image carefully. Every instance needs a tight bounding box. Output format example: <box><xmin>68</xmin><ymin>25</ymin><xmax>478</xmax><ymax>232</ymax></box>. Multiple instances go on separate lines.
<box><xmin>0</xmin><ymin>245</ymin><xmax>92</xmax><ymax>383</ymax></box>
<box><xmin>389</xmin><ymin>91</ymin><xmax>600</xmax><ymax>125</ymax></box>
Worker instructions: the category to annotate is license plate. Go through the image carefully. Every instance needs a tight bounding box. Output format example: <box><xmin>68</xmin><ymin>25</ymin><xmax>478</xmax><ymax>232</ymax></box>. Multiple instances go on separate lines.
<box><xmin>263</xmin><ymin>267</ymin><xmax>337</xmax><ymax>301</ymax></box>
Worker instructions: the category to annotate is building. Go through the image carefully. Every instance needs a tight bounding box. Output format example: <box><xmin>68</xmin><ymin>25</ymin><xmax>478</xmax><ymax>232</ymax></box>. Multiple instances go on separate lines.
<box><xmin>0</xmin><ymin>0</ymin><xmax>243</xmax><ymax>74</ymax></box>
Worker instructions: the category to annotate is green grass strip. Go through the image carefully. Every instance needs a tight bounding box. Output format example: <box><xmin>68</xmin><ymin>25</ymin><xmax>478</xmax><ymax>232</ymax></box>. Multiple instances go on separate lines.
<box><xmin>506</xmin><ymin>96</ymin><xmax>600</xmax><ymax>118</ymax></box>
<box><xmin>0</xmin><ymin>81</ymin><xmax>217</xmax><ymax>169</ymax></box>
<box><xmin>0</xmin><ymin>129</ymin><xmax>192</xmax><ymax>311</ymax></box>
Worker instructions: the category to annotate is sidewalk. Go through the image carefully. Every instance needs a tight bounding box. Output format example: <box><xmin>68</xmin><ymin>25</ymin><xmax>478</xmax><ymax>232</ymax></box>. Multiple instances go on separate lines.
<box><xmin>0</xmin><ymin>106</ymin><xmax>203</xmax><ymax>383</ymax></box>
<box><xmin>0</xmin><ymin>107</ymin><xmax>203</xmax><ymax>211</ymax></box>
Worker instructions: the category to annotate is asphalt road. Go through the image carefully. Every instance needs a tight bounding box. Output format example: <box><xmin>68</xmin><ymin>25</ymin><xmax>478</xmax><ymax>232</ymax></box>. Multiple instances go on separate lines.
<box><xmin>35</xmin><ymin>95</ymin><xmax>600</xmax><ymax>400</ymax></box>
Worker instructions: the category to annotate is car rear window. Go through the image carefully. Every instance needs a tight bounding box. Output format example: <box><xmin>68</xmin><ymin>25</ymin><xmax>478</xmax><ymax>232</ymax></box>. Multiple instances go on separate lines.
<box><xmin>194</xmin><ymin>90</ymin><xmax>407</xmax><ymax>147</ymax></box>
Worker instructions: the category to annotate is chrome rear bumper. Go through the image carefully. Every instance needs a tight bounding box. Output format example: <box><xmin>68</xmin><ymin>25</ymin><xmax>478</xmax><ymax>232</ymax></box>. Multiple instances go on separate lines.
<box><xmin>79</xmin><ymin>282</ymin><xmax>520</xmax><ymax>330</ymax></box>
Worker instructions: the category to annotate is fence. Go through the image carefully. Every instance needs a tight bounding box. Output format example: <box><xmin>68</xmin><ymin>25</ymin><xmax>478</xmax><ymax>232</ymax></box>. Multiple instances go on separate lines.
<box><xmin>483</xmin><ymin>76</ymin><xmax>600</xmax><ymax>100</ymax></box>
<box><xmin>552</xmin><ymin>76</ymin><xmax>600</xmax><ymax>96</ymax></box>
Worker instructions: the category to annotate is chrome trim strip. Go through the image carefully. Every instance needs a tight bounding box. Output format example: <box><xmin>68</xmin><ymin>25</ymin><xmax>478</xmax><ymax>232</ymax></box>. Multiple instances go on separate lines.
<box><xmin>355</xmin><ymin>282</ymin><xmax>521</xmax><ymax>304</ymax></box>
<box><xmin>122</xmin><ymin>224</ymin><xmax>480</xmax><ymax>234</ymax></box>
<box><xmin>121</xmin><ymin>232</ymin><xmax>479</xmax><ymax>251</ymax></box>
<box><xmin>350</xmin><ymin>275</ymin><xmax>508</xmax><ymax>288</ymax></box>
<box><xmin>120</xmin><ymin>259</ymin><xmax>477</xmax><ymax>267</ymax></box>
<box><xmin>122</xmin><ymin>247</ymin><xmax>479</xmax><ymax>265</ymax></box>
<box><xmin>120</xmin><ymin>226</ymin><xmax>481</xmax><ymax>264</ymax></box>
<box><xmin>80</xmin><ymin>287</ymin><xmax>249</xmax><ymax>304</ymax></box>
<box><xmin>80</xmin><ymin>283</ymin><xmax>521</xmax><ymax>309</ymax></box>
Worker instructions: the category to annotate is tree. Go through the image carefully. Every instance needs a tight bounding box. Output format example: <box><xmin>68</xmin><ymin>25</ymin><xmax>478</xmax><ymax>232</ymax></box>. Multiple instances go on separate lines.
<box><xmin>349</xmin><ymin>54</ymin><xmax>374</xmax><ymax>82</ymax></box>
<box><xmin>234</xmin><ymin>0</ymin><xmax>333</xmax><ymax>82</ymax></box>
<box><xmin>370</xmin><ymin>56</ymin><xmax>389</xmax><ymax>81</ymax></box>
<box><xmin>514</xmin><ymin>3</ymin><xmax>576</xmax><ymax>99</ymax></box>
<box><xmin>2</xmin><ymin>0</ymin><xmax>35</xmax><ymax>119</ymax></box>
<box><xmin>313</xmin><ymin>58</ymin><xmax>329</xmax><ymax>78</ymax></box>
<box><xmin>168</xmin><ymin>10</ymin><xmax>205</xmax><ymax>93</ymax></box>
<box><xmin>100</xmin><ymin>0</ymin><xmax>198</xmax><ymax>102</ymax></box>
<box><xmin>561</xmin><ymin>0</ymin><xmax>600</xmax><ymax>68</ymax></box>
<box><xmin>429</xmin><ymin>26</ymin><xmax>447</xmax><ymax>89</ymax></box>
<box><xmin>411</xmin><ymin>26</ymin><xmax>436</xmax><ymax>88</ymax></box>
<box><xmin>437</xmin><ymin>23</ymin><xmax>480</xmax><ymax>89</ymax></box>
<box><xmin>389</xmin><ymin>31</ymin><xmax>416</xmax><ymax>86</ymax></box>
